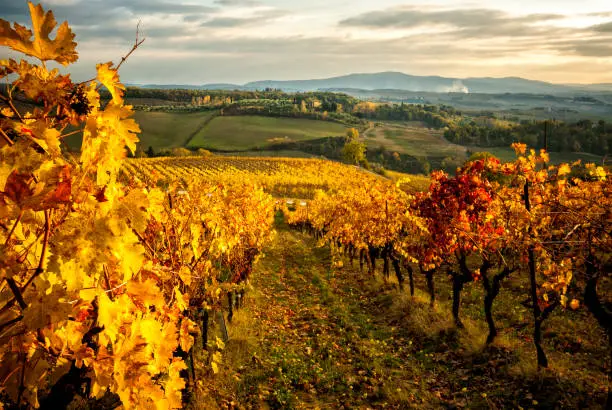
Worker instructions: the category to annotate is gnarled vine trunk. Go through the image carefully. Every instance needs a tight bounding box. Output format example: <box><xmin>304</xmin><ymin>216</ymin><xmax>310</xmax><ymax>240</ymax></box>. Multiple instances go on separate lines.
<box><xmin>422</xmin><ymin>267</ymin><xmax>436</xmax><ymax>307</ymax></box>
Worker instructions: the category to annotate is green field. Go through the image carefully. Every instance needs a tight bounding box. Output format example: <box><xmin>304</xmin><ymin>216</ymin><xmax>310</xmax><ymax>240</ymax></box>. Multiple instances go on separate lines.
<box><xmin>133</xmin><ymin>110</ymin><xmax>217</xmax><ymax>150</ymax></box>
<box><xmin>218</xmin><ymin>150</ymin><xmax>319</xmax><ymax>158</ymax></box>
<box><xmin>188</xmin><ymin>116</ymin><xmax>347</xmax><ymax>150</ymax></box>
<box><xmin>365</xmin><ymin>122</ymin><xmax>467</xmax><ymax>159</ymax></box>
<box><xmin>364</xmin><ymin>122</ymin><xmax>605</xmax><ymax>168</ymax></box>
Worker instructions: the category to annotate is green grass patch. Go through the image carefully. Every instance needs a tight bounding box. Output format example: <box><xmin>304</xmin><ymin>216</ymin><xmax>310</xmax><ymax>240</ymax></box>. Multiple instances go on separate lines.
<box><xmin>187</xmin><ymin>116</ymin><xmax>347</xmax><ymax>151</ymax></box>
<box><xmin>365</xmin><ymin>122</ymin><xmax>466</xmax><ymax>160</ymax></box>
<box><xmin>133</xmin><ymin>110</ymin><xmax>218</xmax><ymax>151</ymax></box>
<box><xmin>61</xmin><ymin>109</ymin><xmax>217</xmax><ymax>151</ymax></box>
<box><xmin>217</xmin><ymin>150</ymin><xmax>319</xmax><ymax>158</ymax></box>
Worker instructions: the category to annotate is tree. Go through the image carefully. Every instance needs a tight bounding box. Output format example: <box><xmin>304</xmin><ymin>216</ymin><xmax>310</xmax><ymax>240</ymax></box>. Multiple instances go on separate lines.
<box><xmin>146</xmin><ymin>145</ymin><xmax>156</xmax><ymax>157</ymax></box>
<box><xmin>346</xmin><ymin>127</ymin><xmax>360</xmax><ymax>141</ymax></box>
<box><xmin>342</xmin><ymin>140</ymin><xmax>366</xmax><ymax>165</ymax></box>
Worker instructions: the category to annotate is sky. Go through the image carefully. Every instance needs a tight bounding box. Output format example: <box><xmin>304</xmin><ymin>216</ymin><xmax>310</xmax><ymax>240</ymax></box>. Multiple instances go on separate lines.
<box><xmin>1</xmin><ymin>0</ymin><xmax>612</xmax><ymax>85</ymax></box>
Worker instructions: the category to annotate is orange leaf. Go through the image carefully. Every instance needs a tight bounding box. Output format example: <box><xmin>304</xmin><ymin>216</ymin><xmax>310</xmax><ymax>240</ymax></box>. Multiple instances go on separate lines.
<box><xmin>42</xmin><ymin>165</ymin><xmax>72</xmax><ymax>205</ymax></box>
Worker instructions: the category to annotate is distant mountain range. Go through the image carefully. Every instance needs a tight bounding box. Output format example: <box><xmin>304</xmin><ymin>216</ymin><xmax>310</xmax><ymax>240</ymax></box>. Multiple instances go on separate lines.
<box><xmin>133</xmin><ymin>71</ymin><xmax>612</xmax><ymax>95</ymax></box>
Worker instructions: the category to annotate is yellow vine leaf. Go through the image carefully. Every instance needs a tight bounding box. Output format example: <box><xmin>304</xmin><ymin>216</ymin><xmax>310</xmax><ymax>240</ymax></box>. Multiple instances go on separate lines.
<box><xmin>97</xmin><ymin>62</ymin><xmax>125</xmax><ymax>103</ymax></box>
<box><xmin>179</xmin><ymin>318</ymin><xmax>196</xmax><ymax>352</ymax></box>
<box><xmin>165</xmin><ymin>359</ymin><xmax>187</xmax><ymax>409</ymax></box>
<box><xmin>127</xmin><ymin>278</ymin><xmax>165</xmax><ymax>309</ymax></box>
<box><xmin>511</xmin><ymin>142</ymin><xmax>527</xmax><ymax>155</ymax></box>
<box><xmin>174</xmin><ymin>286</ymin><xmax>188</xmax><ymax>311</ymax></box>
<box><xmin>178</xmin><ymin>266</ymin><xmax>192</xmax><ymax>287</ymax></box>
<box><xmin>215</xmin><ymin>336</ymin><xmax>225</xmax><ymax>350</ymax></box>
<box><xmin>557</xmin><ymin>163</ymin><xmax>571</xmax><ymax>177</ymax></box>
<box><xmin>153</xmin><ymin>321</ymin><xmax>179</xmax><ymax>374</ymax></box>
<box><xmin>97</xmin><ymin>292</ymin><xmax>129</xmax><ymax>343</ymax></box>
<box><xmin>0</xmin><ymin>2</ymin><xmax>77</xmax><ymax>65</ymax></box>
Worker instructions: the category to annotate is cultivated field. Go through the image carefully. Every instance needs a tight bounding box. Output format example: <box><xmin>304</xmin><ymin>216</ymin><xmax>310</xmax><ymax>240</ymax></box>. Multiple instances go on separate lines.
<box><xmin>365</xmin><ymin>121</ymin><xmax>606</xmax><ymax>167</ymax></box>
<box><xmin>365</xmin><ymin>122</ymin><xmax>467</xmax><ymax>159</ymax></box>
<box><xmin>133</xmin><ymin>110</ymin><xmax>218</xmax><ymax>150</ymax></box>
<box><xmin>187</xmin><ymin>115</ymin><xmax>347</xmax><ymax>150</ymax></box>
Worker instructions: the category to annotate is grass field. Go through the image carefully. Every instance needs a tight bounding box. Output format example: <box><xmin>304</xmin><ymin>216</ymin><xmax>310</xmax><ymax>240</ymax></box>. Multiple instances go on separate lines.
<box><xmin>364</xmin><ymin>122</ymin><xmax>606</xmax><ymax>168</ymax></box>
<box><xmin>365</xmin><ymin>122</ymin><xmax>467</xmax><ymax>160</ymax></box>
<box><xmin>217</xmin><ymin>150</ymin><xmax>319</xmax><ymax>158</ymax></box>
<box><xmin>132</xmin><ymin>110</ymin><xmax>218</xmax><ymax>151</ymax></box>
<box><xmin>187</xmin><ymin>116</ymin><xmax>347</xmax><ymax>150</ymax></box>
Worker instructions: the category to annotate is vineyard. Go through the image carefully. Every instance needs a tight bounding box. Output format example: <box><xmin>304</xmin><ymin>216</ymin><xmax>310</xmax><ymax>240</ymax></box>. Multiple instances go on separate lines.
<box><xmin>1</xmin><ymin>4</ymin><xmax>611</xmax><ymax>410</ymax></box>
<box><xmin>120</xmin><ymin>156</ymin><xmax>384</xmax><ymax>199</ymax></box>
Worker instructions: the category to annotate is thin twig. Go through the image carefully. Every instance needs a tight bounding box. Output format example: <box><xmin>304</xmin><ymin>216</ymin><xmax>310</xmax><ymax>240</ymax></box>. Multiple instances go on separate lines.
<box><xmin>21</xmin><ymin>209</ymin><xmax>51</xmax><ymax>291</ymax></box>
<box><xmin>59</xmin><ymin>127</ymin><xmax>84</xmax><ymax>139</ymax></box>
<box><xmin>0</xmin><ymin>92</ymin><xmax>23</xmax><ymax>121</ymax></box>
<box><xmin>0</xmin><ymin>128</ymin><xmax>14</xmax><ymax>146</ymax></box>
<box><xmin>103</xmin><ymin>265</ymin><xmax>114</xmax><ymax>300</ymax></box>
<box><xmin>116</xmin><ymin>20</ymin><xmax>145</xmax><ymax>72</ymax></box>
<box><xmin>132</xmin><ymin>226</ymin><xmax>155</xmax><ymax>256</ymax></box>
<box><xmin>5</xmin><ymin>211</ymin><xmax>24</xmax><ymax>245</ymax></box>
<box><xmin>78</xmin><ymin>22</ymin><xmax>145</xmax><ymax>86</ymax></box>
<box><xmin>5</xmin><ymin>278</ymin><xmax>27</xmax><ymax>309</ymax></box>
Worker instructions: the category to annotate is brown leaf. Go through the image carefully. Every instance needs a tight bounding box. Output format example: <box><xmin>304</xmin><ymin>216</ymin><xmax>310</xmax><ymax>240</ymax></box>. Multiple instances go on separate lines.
<box><xmin>2</xmin><ymin>170</ymin><xmax>34</xmax><ymax>204</ymax></box>
<box><xmin>38</xmin><ymin>164</ymin><xmax>72</xmax><ymax>208</ymax></box>
<box><xmin>94</xmin><ymin>185</ymin><xmax>108</xmax><ymax>202</ymax></box>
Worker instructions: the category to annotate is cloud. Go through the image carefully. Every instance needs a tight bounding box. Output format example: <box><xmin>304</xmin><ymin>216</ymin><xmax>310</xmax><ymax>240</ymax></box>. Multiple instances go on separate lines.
<box><xmin>338</xmin><ymin>6</ymin><xmax>612</xmax><ymax>59</ymax></box>
<box><xmin>339</xmin><ymin>7</ymin><xmax>566</xmax><ymax>39</ymax></box>
<box><xmin>339</xmin><ymin>7</ymin><xmax>564</xmax><ymax>29</ymax></box>
<box><xmin>200</xmin><ymin>9</ymin><xmax>287</xmax><ymax>28</ymax></box>
<box><xmin>0</xmin><ymin>0</ymin><xmax>215</xmax><ymax>26</ymax></box>
<box><xmin>200</xmin><ymin>17</ymin><xmax>256</xmax><ymax>27</ymax></box>
<box><xmin>2</xmin><ymin>1</ymin><xmax>612</xmax><ymax>84</ymax></box>
<box><xmin>553</xmin><ymin>37</ymin><xmax>612</xmax><ymax>57</ymax></box>
<box><xmin>591</xmin><ymin>21</ymin><xmax>612</xmax><ymax>32</ymax></box>
<box><xmin>214</xmin><ymin>0</ymin><xmax>262</xmax><ymax>7</ymax></box>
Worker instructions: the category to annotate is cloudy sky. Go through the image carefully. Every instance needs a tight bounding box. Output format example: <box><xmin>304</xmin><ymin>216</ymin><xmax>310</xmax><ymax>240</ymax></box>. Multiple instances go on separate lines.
<box><xmin>2</xmin><ymin>0</ymin><xmax>612</xmax><ymax>84</ymax></box>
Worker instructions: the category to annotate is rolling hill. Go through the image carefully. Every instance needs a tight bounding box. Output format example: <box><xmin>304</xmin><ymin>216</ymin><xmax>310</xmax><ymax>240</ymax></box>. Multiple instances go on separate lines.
<box><xmin>133</xmin><ymin>72</ymin><xmax>612</xmax><ymax>95</ymax></box>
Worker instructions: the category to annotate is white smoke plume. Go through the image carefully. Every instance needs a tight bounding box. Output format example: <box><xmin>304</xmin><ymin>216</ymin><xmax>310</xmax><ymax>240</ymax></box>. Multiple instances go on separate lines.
<box><xmin>446</xmin><ymin>80</ymin><xmax>470</xmax><ymax>94</ymax></box>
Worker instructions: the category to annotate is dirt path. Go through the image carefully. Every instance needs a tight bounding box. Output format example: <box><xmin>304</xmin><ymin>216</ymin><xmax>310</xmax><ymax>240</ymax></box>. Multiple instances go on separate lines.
<box><xmin>200</xmin><ymin>222</ymin><xmax>437</xmax><ymax>409</ymax></box>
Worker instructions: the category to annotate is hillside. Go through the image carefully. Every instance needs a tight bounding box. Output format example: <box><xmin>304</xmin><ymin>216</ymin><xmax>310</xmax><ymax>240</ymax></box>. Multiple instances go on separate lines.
<box><xmin>136</xmin><ymin>72</ymin><xmax>612</xmax><ymax>95</ymax></box>
<box><xmin>187</xmin><ymin>116</ymin><xmax>347</xmax><ymax>151</ymax></box>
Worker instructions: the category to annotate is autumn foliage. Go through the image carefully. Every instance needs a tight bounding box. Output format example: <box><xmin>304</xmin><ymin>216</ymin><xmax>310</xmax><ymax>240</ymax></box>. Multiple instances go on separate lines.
<box><xmin>0</xmin><ymin>3</ymin><xmax>274</xmax><ymax>408</ymax></box>
<box><xmin>285</xmin><ymin>144</ymin><xmax>610</xmax><ymax>396</ymax></box>
<box><xmin>1</xmin><ymin>2</ymin><xmax>611</xmax><ymax>408</ymax></box>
